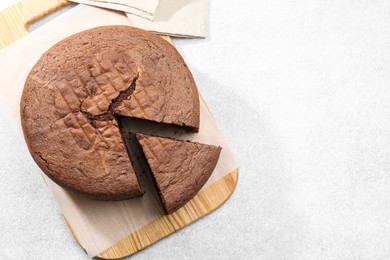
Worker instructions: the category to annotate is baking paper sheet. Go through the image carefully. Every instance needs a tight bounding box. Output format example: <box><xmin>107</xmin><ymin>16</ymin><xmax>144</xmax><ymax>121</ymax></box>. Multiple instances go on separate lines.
<box><xmin>126</xmin><ymin>0</ymin><xmax>209</xmax><ymax>38</ymax></box>
<box><xmin>0</xmin><ymin>4</ymin><xmax>236</xmax><ymax>257</ymax></box>
<box><xmin>69</xmin><ymin>0</ymin><xmax>160</xmax><ymax>20</ymax></box>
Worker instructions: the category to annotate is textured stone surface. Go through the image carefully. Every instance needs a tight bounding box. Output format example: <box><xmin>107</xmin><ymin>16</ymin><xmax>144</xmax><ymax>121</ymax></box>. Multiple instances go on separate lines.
<box><xmin>137</xmin><ymin>133</ymin><xmax>221</xmax><ymax>214</ymax></box>
<box><xmin>20</xmin><ymin>26</ymin><xmax>199</xmax><ymax>200</ymax></box>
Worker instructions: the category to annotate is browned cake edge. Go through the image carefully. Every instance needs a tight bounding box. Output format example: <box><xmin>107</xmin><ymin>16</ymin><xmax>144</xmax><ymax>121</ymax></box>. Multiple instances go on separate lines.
<box><xmin>20</xmin><ymin>25</ymin><xmax>200</xmax><ymax>200</ymax></box>
<box><xmin>20</xmin><ymin>118</ymin><xmax>145</xmax><ymax>201</ymax></box>
<box><xmin>136</xmin><ymin>133</ymin><xmax>222</xmax><ymax>214</ymax></box>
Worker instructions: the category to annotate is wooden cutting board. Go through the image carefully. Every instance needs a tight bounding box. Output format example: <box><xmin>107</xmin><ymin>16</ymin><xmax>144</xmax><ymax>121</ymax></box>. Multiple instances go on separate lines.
<box><xmin>0</xmin><ymin>0</ymin><xmax>239</xmax><ymax>258</ymax></box>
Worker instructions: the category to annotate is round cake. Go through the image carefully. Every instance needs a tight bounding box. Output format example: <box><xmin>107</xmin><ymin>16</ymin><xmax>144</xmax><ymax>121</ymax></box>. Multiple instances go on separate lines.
<box><xmin>20</xmin><ymin>26</ymin><xmax>200</xmax><ymax>200</ymax></box>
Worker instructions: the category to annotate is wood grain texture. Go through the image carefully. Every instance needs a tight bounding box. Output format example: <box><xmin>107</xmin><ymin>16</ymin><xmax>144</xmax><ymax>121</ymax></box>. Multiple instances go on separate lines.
<box><xmin>0</xmin><ymin>0</ymin><xmax>239</xmax><ymax>258</ymax></box>
<box><xmin>0</xmin><ymin>0</ymin><xmax>70</xmax><ymax>48</ymax></box>
<box><xmin>97</xmin><ymin>169</ymin><xmax>238</xmax><ymax>259</ymax></box>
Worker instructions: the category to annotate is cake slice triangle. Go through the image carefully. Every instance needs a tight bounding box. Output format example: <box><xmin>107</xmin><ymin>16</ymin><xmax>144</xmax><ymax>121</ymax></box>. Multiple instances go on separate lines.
<box><xmin>136</xmin><ymin>133</ymin><xmax>222</xmax><ymax>214</ymax></box>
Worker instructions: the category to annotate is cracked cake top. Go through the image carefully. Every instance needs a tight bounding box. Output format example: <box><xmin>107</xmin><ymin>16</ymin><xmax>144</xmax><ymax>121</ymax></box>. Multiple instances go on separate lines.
<box><xmin>20</xmin><ymin>26</ymin><xmax>200</xmax><ymax>200</ymax></box>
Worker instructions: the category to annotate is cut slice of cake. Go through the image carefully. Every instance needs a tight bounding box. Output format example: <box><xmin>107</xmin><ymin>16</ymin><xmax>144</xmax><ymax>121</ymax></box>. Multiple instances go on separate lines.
<box><xmin>136</xmin><ymin>133</ymin><xmax>222</xmax><ymax>214</ymax></box>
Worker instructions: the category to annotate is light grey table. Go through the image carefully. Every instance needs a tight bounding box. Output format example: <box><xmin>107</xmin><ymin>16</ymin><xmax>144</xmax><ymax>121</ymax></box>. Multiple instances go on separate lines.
<box><xmin>2</xmin><ymin>0</ymin><xmax>390</xmax><ymax>259</ymax></box>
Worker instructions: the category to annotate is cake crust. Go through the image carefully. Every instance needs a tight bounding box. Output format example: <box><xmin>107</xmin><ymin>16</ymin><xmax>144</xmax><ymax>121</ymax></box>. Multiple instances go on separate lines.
<box><xmin>136</xmin><ymin>133</ymin><xmax>222</xmax><ymax>214</ymax></box>
<box><xmin>21</xmin><ymin>26</ymin><xmax>200</xmax><ymax>200</ymax></box>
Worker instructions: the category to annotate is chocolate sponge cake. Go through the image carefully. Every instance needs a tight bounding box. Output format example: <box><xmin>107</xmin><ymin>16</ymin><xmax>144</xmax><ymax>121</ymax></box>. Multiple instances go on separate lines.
<box><xmin>21</xmin><ymin>26</ymin><xmax>200</xmax><ymax>200</ymax></box>
<box><xmin>136</xmin><ymin>133</ymin><xmax>222</xmax><ymax>214</ymax></box>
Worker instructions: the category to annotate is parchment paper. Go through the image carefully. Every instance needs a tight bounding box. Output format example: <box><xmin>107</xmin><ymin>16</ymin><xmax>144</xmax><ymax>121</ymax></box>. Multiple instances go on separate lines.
<box><xmin>0</xmin><ymin>4</ymin><xmax>236</xmax><ymax>257</ymax></box>
<box><xmin>126</xmin><ymin>0</ymin><xmax>208</xmax><ymax>38</ymax></box>
<box><xmin>69</xmin><ymin>0</ymin><xmax>160</xmax><ymax>20</ymax></box>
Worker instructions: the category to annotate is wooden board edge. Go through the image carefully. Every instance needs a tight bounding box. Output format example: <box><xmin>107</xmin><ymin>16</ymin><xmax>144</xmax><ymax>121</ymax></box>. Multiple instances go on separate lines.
<box><xmin>0</xmin><ymin>0</ymin><xmax>170</xmax><ymax>49</ymax></box>
<box><xmin>95</xmin><ymin>168</ymin><xmax>239</xmax><ymax>259</ymax></box>
<box><xmin>0</xmin><ymin>0</ymin><xmax>70</xmax><ymax>48</ymax></box>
